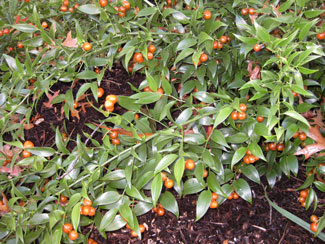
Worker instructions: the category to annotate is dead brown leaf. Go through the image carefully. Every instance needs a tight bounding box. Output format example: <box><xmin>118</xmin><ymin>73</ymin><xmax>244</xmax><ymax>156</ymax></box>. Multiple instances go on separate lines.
<box><xmin>0</xmin><ymin>165</ymin><xmax>21</xmax><ymax>177</ymax></box>
<box><xmin>43</xmin><ymin>90</ymin><xmax>60</xmax><ymax>108</ymax></box>
<box><xmin>0</xmin><ymin>192</ymin><xmax>10</xmax><ymax>215</ymax></box>
<box><xmin>62</xmin><ymin>31</ymin><xmax>78</xmax><ymax>48</ymax></box>
<box><xmin>247</xmin><ymin>61</ymin><xmax>261</xmax><ymax>80</ymax></box>
<box><xmin>294</xmin><ymin>125</ymin><xmax>325</xmax><ymax>159</ymax></box>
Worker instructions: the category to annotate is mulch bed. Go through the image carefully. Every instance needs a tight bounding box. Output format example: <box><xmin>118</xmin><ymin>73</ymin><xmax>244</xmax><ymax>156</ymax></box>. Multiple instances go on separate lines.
<box><xmin>22</xmin><ymin>64</ymin><xmax>324</xmax><ymax>243</ymax></box>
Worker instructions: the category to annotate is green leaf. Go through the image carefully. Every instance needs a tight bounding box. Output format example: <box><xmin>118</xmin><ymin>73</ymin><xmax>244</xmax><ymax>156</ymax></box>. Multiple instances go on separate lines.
<box><xmin>146</xmin><ymin>72</ymin><xmax>158</xmax><ymax>92</ymax></box>
<box><xmin>196</xmin><ymin>190</ymin><xmax>212</xmax><ymax>221</ymax></box>
<box><xmin>151</xmin><ymin>174</ymin><xmax>163</xmax><ymax>206</ymax></box>
<box><xmin>78</xmin><ymin>4</ymin><xmax>100</xmax><ymax>14</ymax></box>
<box><xmin>213</xmin><ymin>106</ymin><xmax>233</xmax><ymax>129</ymax></box>
<box><xmin>3</xmin><ymin>54</ymin><xmax>17</xmax><ymax>71</ymax></box>
<box><xmin>154</xmin><ymin>154</ymin><xmax>178</xmax><ymax>174</ymax></box>
<box><xmin>118</xmin><ymin>96</ymin><xmax>140</xmax><ymax>111</ymax></box>
<box><xmin>198</xmin><ymin>32</ymin><xmax>213</xmax><ymax>46</ymax></box>
<box><xmin>137</xmin><ymin>7</ymin><xmax>158</xmax><ymax>17</ymax></box>
<box><xmin>119</xmin><ymin>203</ymin><xmax>134</xmax><ymax>229</ymax></box>
<box><xmin>299</xmin><ymin>19</ymin><xmax>318</xmax><ymax>41</ymax></box>
<box><xmin>233</xmin><ymin>179</ymin><xmax>252</xmax><ymax>204</ymax></box>
<box><xmin>27</xmin><ymin>147</ymin><xmax>56</xmax><ymax>157</ymax></box>
<box><xmin>76</xmin><ymin>71</ymin><xmax>98</xmax><ymax>80</ymax></box>
<box><xmin>131</xmin><ymin>92</ymin><xmax>161</xmax><ymax>104</ymax></box>
<box><xmin>183</xmin><ymin>178</ymin><xmax>204</xmax><ymax>195</ymax></box>
<box><xmin>183</xmin><ymin>134</ymin><xmax>205</xmax><ymax>145</ymax></box>
<box><xmin>284</xmin><ymin>110</ymin><xmax>309</xmax><ymax>127</ymax></box>
<box><xmin>278</xmin><ymin>0</ymin><xmax>294</xmax><ymax>12</ymax></box>
<box><xmin>12</xmin><ymin>24</ymin><xmax>37</xmax><ymax>33</ymax></box>
<box><xmin>248</xmin><ymin>142</ymin><xmax>265</xmax><ymax>161</ymax></box>
<box><xmin>55</xmin><ymin>127</ymin><xmax>69</xmax><ymax>154</ymax></box>
<box><xmin>66</xmin><ymin>193</ymin><xmax>81</xmax><ymax>211</ymax></box>
<box><xmin>314</xmin><ymin>181</ymin><xmax>325</xmax><ymax>192</ymax></box>
<box><xmin>160</xmin><ymin>191</ymin><xmax>179</xmax><ymax>217</ymax></box>
<box><xmin>176</xmin><ymin>38</ymin><xmax>197</xmax><ymax>51</ymax></box>
<box><xmin>241</xmin><ymin>165</ymin><xmax>260</xmax><ymax>184</ymax></box>
<box><xmin>76</xmin><ymin>83</ymin><xmax>92</xmax><ymax>100</ymax></box>
<box><xmin>207</xmin><ymin>172</ymin><xmax>226</xmax><ymax>197</ymax></box>
<box><xmin>174</xmin><ymin>48</ymin><xmax>194</xmax><ymax>65</ymax></box>
<box><xmin>304</xmin><ymin>10</ymin><xmax>325</xmax><ymax>18</ymax></box>
<box><xmin>254</xmin><ymin>22</ymin><xmax>271</xmax><ymax>43</ymax></box>
<box><xmin>71</xmin><ymin>202</ymin><xmax>81</xmax><ymax>231</ymax></box>
<box><xmin>173</xmin><ymin>157</ymin><xmax>185</xmax><ymax>187</ymax></box>
<box><xmin>175</xmin><ymin>108</ymin><xmax>192</xmax><ymax>124</ymax></box>
<box><xmin>193</xmin><ymin>91</ymin><xmax>214</xmax><ymax>103</ymax></box>
<box><xmin>29</xmin><ymin>214</ymin><xmax>49</xmax><ymax>225</ymax></box>
<box><xmin>231</xmin><ymin>147</ymin><xmax>247</xmax><ymax>169</ymax></box>
<box><xmin>210</xmin><ymin>130</ymin><xmax>228</xmax><ymax>147</ymax></box>
<box><xmin>93</xmin><ymin>191</ymin><xmax>120</xmax><ymax>206</ymax></box>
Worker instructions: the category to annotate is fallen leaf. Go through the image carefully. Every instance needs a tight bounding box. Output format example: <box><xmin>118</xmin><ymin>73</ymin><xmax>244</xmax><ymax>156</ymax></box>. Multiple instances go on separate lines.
<box><xmin>249</xmin><ymin>13</ymin><xmax>258</xmax><ymax>23</ymax></box>
<box><xmin>43</xmin><ymin>90</ymin><xmax>60</xmax><ymax>108</ymax></box>
<box><xmin>0</xmin><ymin>192</ymin><xmax>10</xmax><ymax>215</ymax></box>
<box><xmin>62</xmin><ymin>31</ymin><xmax>78</xmax><ymax>48</ymax></box>
<box><xmin>294</xmin><ymin>125</ymin><xmax>325</xmax><ymax>159</ymax></box>
<box><xmin>0</xmin><ymin>166</ymin><xmax>21</xmax><ymax>177</ymax></box>
<box><xmin>247</xmin><ymin>61</ymin><xmax>261</xmax><ymax>80</ymax></box>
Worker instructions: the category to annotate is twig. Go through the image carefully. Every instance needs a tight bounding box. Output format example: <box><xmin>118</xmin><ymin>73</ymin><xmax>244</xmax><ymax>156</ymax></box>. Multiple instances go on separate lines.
<box><xmin>269</xmin><ymin>204</ymin><xmax>272</xmax><ymax>225</ymax></box>
<box><xmin>56</xmin><ymin>121</ymin><xmax>105</xmax><ymax>180</ymax></box>
<box><xmin>278</xmin><ymin>222</ymin><xmax>288</xmax><ymax>244</ymax></box>
<box><xmin>251</xmin><ymin>225</ymin><xmax>267</xmax><ymax>232</ymax></box>
<box><xmin>102</xmin><ymin>78</ymin><xmax>122</xmax><ymax>86</ymax></box>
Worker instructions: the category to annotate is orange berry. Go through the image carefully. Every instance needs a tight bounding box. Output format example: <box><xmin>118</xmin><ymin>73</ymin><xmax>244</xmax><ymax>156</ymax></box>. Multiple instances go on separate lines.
<box><xmin>200</xmin><ymin>53</ymin><xmax>208</xmax><ymax>62</ymax></box>
<box><xmin>83</xmin><ymin>42</ymin><xmax>92</xmax><ymax>51</ymax></box>
<box><xmin>112</xmin><ymin>138</ymin><xmax>120</xmax><ymax>145</ymax></box>
<box><xmin>69</xmin><ymin>230</ymin><xmax>79</xmax><ymax>241</ymax></box>
<box><xmin>147</xmin><ymin>52</ymin><xmax>154</xmax><ymax>60</ymax></box>
<box><xmin>60</xmin><ymin>5</ymin><xmax>68</xmax><ymax>12</ymax></box>
<box><xmin>239</xmin><ymin>103</ymin><xmax>247</xmax><ymax>112</ymax></box>
<box><xmin>233</xmin><ymin>192</ymin><xmax>239</xmax><ymax>199</ymax></box>
<box><xmin>134</xmin><ymin>52</ymin><xmax>144</xmax><ymax>63</ymax></box>
<box><xmin>83</xmin><ymin>198</ymin><xmax>92</xmax><ymax>206</ymax></box>
<box><xmin>99</xmin><ymin>0</ymin><xmax>108</xmax><ymax>7</ymax></box>
<box><xmin>60</xmin><ymin>195</ymin><xmax>68</xmax><ymax>203</ymax></box>
<box><xmin>97</xmin><ymin>88</ymin><xmax>104</xmax><ymax>98</ymax></box>
<box><xmin>82</xmin><ymin>206</ymin><xmax>91</xmax><ymax>215</ymax></box>
<box><xmin>131</xmin><ymin>230</ymin><xmax>138</xmax><ymax>237</ymax></box>
<box><xmin>231</xmin><ymin>111</ymin><xmax>238</xmax><ymax>120</ymax></box>
<box><xmin>62</xmin><ymin>223</ymin><xmax>73</xmax><ymax>234</ymax></box>
<box><xmin>228</xmin><ymin>192</ymin><xmax>234</xmax><ymax>200</ymax></box>
<box><xmin>220</xmin><ymin>36</ymin><xmax>227</xmax><ymax>43</ymax></box>
<box><xmin>106</xmin><ymin>95</ymin><xmax>118</xmax><ymax>104</ymax></box>
<box><xmin>203</xmin><ymin>10</ymin><xmax>211</xmax><ymax>20</ymax></box>
<box><xmin>24</xmin><ymin>140</ymin><xmax>34</xmax><ymax>148</ymax></box>
<box><xmin>256</xmin><ymin>116</ymin><xmax>264</xmax><ymax>122</ymax></box>
<box><xmin>310</xmin><ymin>222</ymin><xmax>318</xmax><ymax>232</ymax></box>
<box><xmin>109</xmin><ymin>131</ymin><xmax>118</xmax><ymax>139</ymax></box>
<box><xmin>148</xmin><ymin>44</ymin><xmax>156</xmax><ymax>53</ymax></box>
<box><xmin>238</xmin><ymin>112</ymin><xmax>246</xmax><ymax>120</ymax></box>
<box><xmin>298</xmin><ymin>132</ymin><xmax>307</xmax><ymax>141</ymax></box>
<box><xmin>23</xmin><ymin>150</ymin><xmax>31</xmax><ymax>158</ymax></box>
<box><xmin>209</xmin><ymin>200</ymin><xmax>218</xmax><ymax>208</ymax></box>
<box><xmin>248</xmin><ymin>8</ymin><xmax>255</xmax><ymax>15</ymax></box>
<box><xmin>203</xmin><ymin>169</ymin><xmax>208</xmax><ymax>178</ymax></box>
<box><xmin>185</xmin><ymin>159</ymin><xmax>195</xmax><ymax>170</ymax></box>
<box><xmin>63</xmin><ymin>0</ymin><xmax>69</xmax><ymax>6</ymax></box>
<box><xmin>310</xmin><ymin>215</ymin><xmax>318</xmax><ymax>223</ymax></box>
<box><xmin>161</xmin><ymin>172</ymin><xmax>167</xmax><ymax>181</ymax></box>
<box><xmin>164</xmin><ymin>179</ymin><xmax>174</xmax><ymax>189</ymax></box>
<box><xmin>241</xmin><ymin>8</ymin><xmax>248</xmax><ymax>15</ymax></box>
<box><xmin>157</xmin><ymin>207</ymin><xmax>165</xmax><ymax>216</ymax></box>
<box><xmin>212</xmin><ymin>193</ymin><xmax>218</xmax><ymax>200</ymax></box>
<box><xmin>300</xmin><ymin>190</ymin><xmax>308</xmax><ymax>198</ymax></box>
<box><xmin>88</xmin><ymin>207</ymin><xmax>96</xmax><ymax>216</ymax></box>
<box><xmin>139</xmin><ymin>224</ymin><xmax>145</xmax><ymax>233</ymax></box>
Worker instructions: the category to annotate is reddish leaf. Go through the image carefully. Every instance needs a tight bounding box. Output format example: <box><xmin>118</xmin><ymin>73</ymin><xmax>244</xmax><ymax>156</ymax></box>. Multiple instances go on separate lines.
<box><xmin>62</xmin><ymin>31</ymin><xmax>78</xmax><ymax>48</ymax></box>
<box><xmin>247</xmin><ymin>61</ymin><xmax>261</xmax><ymax>80</ymax></box>
<box><xmin>0</xmin><ymin>192</ymin><xmax>10</xmax><ymax>215</ymax></box>
<box><xmin>294</xmin><ymin>125</ymin><xmax>325</xmax><ymax>159</ymax></box>
<box><xmin>0</xmin><ymin>166</ymin><xmax>21</xmax><ymax>177</ymax></box>
<box><xmin>43</xmin><ymin>91</ymin><xmax>60</xmax><ymax>108</ymax></box>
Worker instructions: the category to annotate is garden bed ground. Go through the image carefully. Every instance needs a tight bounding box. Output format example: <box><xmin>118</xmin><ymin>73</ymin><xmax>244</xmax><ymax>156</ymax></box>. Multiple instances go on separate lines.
<box><xmin>24</xmin><ymin>65</ymin><xmax>324</xmax><ymax>244</ymax></box>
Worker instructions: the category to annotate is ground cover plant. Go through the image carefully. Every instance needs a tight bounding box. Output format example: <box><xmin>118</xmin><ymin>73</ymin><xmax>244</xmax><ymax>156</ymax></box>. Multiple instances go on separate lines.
<box><xmin>0</xmin><ymin>0</ymin><xmax>325</xmax><ymax>243</ymax></box>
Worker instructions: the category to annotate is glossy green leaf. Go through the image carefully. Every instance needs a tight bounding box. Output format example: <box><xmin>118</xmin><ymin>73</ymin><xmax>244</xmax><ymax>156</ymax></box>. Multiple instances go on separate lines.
<box><xmin>154</xmin><ymin>154</ymin><xmax>178</xmax><ymax>174</ymax></box>
<box><xmin>78</xmin><ymin>4</ymin><xmax>100</xmax><ymax>14</ymax></box>
<box><xmin>233</xmin><ymin>179</ymin><xmax>252</xmax><ymax>204</ymax></box>
<box><xmin>231</xmin><ymin>147</ymin><xmax>246</xmax><ymax>169</ymax></box>
<box><xmin>55</xmin><ymin>127</ymin><xmax>69</xmax><ymax>154</ymax></box>
<box><xmin>196</xmin><ymin>190</ymin><xmax>212</xmax><ymax>221</ymax></box>
<box><xmin>93</xmin><ymin>191</ymin><xmax>120</xmax><ymax>206</ymax></box>
<box><xmin>71</xmin><ymin>202</ymin><xmax>81</xmax><ymax>231</ymax></box>
<box><xmin>173</xmin><ymin>157</ymin><xmax>185</xmax><ymax>187</ymax></box>
<box><xmin>151</xmin><ymin>174</ymin><xmax>163</xmax><ymax>206</ymax></box>
<box><xmin>160</xmin><ymin>191</ymin><xmax>179</xmax><ymax>217</ymax></box>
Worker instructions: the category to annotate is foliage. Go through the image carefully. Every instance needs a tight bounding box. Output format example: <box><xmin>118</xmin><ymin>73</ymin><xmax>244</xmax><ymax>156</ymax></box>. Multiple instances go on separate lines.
<box><xmin>0</xmin><ymin>0</ymin><xmax>324</xmax><ymax>242</ymax></box>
